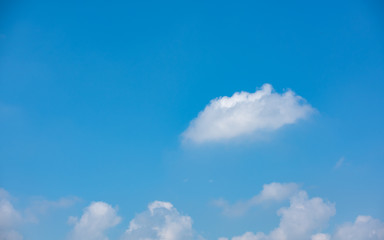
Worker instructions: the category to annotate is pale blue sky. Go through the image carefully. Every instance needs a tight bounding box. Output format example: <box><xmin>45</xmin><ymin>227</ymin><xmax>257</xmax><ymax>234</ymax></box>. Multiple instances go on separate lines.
<box><xmin>0</xmin><ymin>0</ymin><xmax>384</xmax><ymax>239</ymax></box>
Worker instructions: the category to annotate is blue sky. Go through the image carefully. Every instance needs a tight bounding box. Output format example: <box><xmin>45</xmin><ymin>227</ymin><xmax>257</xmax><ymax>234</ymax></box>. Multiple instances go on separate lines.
<box><xmin>0</xmin><ymin>0</ymin><xmax>384</xmax><ymax>239</ymax></box>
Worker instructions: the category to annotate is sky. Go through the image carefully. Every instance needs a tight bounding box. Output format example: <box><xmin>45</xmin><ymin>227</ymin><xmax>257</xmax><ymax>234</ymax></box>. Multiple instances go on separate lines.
<box><xmin>0</xmin><ymin>0</ymin><xmax>384</xmax><ymax>239</ymax></box>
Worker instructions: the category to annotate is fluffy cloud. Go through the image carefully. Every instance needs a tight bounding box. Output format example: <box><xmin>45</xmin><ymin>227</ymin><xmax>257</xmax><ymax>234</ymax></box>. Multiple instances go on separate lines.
<box><xmin>2</xmin><ymin>186</ymin><xmax>383</xmax><ymax>240</ymax></box>
<box><xmin>183</xmin><ymin>84</ymin><xmax>315</xmax><ymax>143</ymax></box>
<box><xmin>220</xmin><ymin>184</ymin><xmax>384</xmax><ymax>240</ymax></box>
<box><xmin>268</xmin><ymin>191</ymin><xmax>335</xmax><ymax>240</ymax></box>
<box><xmin>0</xmin><ymin>189</ymin><xmax>23</xmax><ymax>240</ymax></box>
<box><xmin>225</xmin><ymin>190</ymin><xmax>336</xmax><ymax>240</ymax></box>
<box><xmin>122</xmin><ymin>201</ymin><xmax>199</xmax><ymax>240</ymax></box>
<box><xmin>68</xmin><ymin>201</ymin><xmax>121</xmax><ymax>240</ymax></box>
<box><xmin>333</xmin><ymin>215</ymin><xmax>384</xmax><ymax>240</ymax></box>
<box><xmin>214</xmin><ymin>182</ymin><xmax>299</xmax><ymax>216</ymax></box>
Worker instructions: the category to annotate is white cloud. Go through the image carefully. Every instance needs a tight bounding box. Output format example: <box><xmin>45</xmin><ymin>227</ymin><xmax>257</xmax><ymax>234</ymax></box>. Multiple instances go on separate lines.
<box><xmin>220</xmin><ymin>184</ymin><xmax>384</xmax><ymax>240</ymax></box>
<box><xmin>214</xmin><ymin>183</ymin><xmax>299</xmax><ymax>217</ymax></box>
<box><xmin>122</xmin><ymin>201</ymin><xmax>200</xmax><ymax>240</ymax></box>
<box><xmin>2</xmin><ymin>186</ymin><xmax>383</xmax><ymax>240</ymax></box>
<box><xmin>311</xmin><ymin>233</ymin><xmax>331</xmax><ymax>240</ymax></box>
<box><xmin>257</xmin><ymin>183</ymin><xmax>299</xmax><ymax>202</ymax></box>
<box><xmin>225</xmin><ymin>190</ymin><xmax>336</xmax><ymax>240</ymax></box>
<box><xmin>232</xmin><ymin>232</ymin><xmax>266</xmax><ymax>240</ymax></box>
<box><xmin>333</xmin><ymin>215</ymin><xmax>384</xmax><ymax>240</ymax></box>
<box><xmin>182</xmin><ymin>84</ymin><xmax>315</xmax><ymax>143</ymax></box>
<box><xmin>268</xmin><ymin>191</ymin><xmax>335</xmax><ymax>240</ymax></box>
<box><xmin>68</xmin><ymin>201</ymin><xmax>121</xmax><ymax>240</ymax></box>
<box><xmin>0</xmin><ymin>189</ymin><xmax>23</xmax><ymax>240</ymax></box>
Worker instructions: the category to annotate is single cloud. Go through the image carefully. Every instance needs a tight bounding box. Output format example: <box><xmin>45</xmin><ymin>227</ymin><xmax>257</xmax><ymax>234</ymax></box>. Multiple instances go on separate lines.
<box><xmin>182</xmin><ymin>84</ymin><xmax>315</xmax><ymax>143</ymax></box>
<box><xmin>122</xmin><ymin>201</ymin><xmax>201</xmax><ymax>240</ymax></box>
<box><xmin>68</xmin><ymin>201</ymin><xmax>121</xmax><ymax>240</ymax></box>
<box><xmin>0</xmin><ymin>189</ymin><xmax>23</xmax><ymax>240</ymax></box>
<box><xmin>214</xmin><ymin>182</ymin><xmax>299</xmax><ymax>217</ymax></box>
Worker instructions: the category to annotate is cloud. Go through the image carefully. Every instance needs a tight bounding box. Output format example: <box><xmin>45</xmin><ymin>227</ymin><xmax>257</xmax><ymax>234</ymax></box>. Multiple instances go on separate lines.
<box><xmin>220</xmin><ymin>184</ymin><xmax>384</xmax><ymax>240</ymax></box>
<box><xmin>214</xmin><ymin>182</ymin><xmax>299</xmax><ymax>217</ymax></box>
<box><xmin>0</xmin><ymin>189</ymin><xmax>78</xmax><ymax>239</ymax></box>
<box><xmin>333</xmin><ymin>157</ymin><xmax>345</xmax><ymax>170</ymax></box>
<box><xmin>122</xmin><ymin>201</ymin><xmax>201</xmax><ymax>240</ymax></box>
<box><xmin>2</xmin><ymin>186</ymin><xmax>383</xmax><ymax>240</ymax></box>
<box><xmin>0</xmin><ymin>189</ymin><xmax>23</xmax><ymax>240</ymax></box>
<box><xmin>224</xmin><ymin>189</ymin><xmax>336</xmax><ymax>240</ymax></box>
<box><xmin>267</xmin><ymin>191</ymin><xmax>335</xmax><ymax>240</ymax></box>
<box><xmin>182</xmin><ymin>84</ymin><xmax>315</xmax><ymax>143</ymax></box>
<box><xmin>311</xmin><ymin>233</ymin><xmax>331</xmax><ymax>240</ymax></box>
<box><xmin>333</xmin><ymin>215</ymin><xmax>384</xmax><ymax>240</ymax></box>
<box><xmin>231</xmin><ymin>232</ymin><xmax>267</xmax><ymax>240</ymax></box>
<box><xmin>68</xmin><ymin>201</ymin><xmax>121</xmax><ymax>240</ymax></box>
<box><xmin>25</xmin><ymin>196</ymin><xmax>80</xmax><ymax>223</ymax></box>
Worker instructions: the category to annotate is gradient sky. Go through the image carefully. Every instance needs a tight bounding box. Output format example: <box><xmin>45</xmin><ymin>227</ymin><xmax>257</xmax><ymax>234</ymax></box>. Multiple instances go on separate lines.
<box><xmin>1</xmin><ymin>0</ymin><xmax>384</xmax><ymax>240</ymax></box>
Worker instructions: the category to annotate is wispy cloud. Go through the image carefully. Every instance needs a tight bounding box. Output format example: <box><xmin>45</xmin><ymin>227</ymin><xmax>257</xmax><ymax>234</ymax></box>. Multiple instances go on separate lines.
<box><xmin>0</xmin><ymin>188</ymin><xmax>80</xmax><ymax>240</ymax></box>
<box><xmin>25</xmin><ymin>196</ymin><xmax>80</xmax><ymax>223</ymax></box>
<box><xmin>333</xmin><ymin>157</ymin><xmax>345</xmax><ymax>170</ymax></box>
<box><xmin>214</xmin><ymin>182</ymin><xmax>299</xmax><ymax>217</ymax></box>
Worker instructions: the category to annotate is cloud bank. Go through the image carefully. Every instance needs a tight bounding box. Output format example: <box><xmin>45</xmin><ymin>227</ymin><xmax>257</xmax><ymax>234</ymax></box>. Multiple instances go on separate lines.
<box><xmin>1</xmin><ymin>187</ymin><xmax>383</xmax><ymax>240</ymax></box>
<box><xmin>183</xmin><ymin>84</ymin><xmax>315</xmax><ymax>143</ymax></box>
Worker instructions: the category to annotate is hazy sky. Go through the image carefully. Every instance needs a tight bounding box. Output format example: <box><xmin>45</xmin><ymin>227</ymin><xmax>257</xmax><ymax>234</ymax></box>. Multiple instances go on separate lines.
<box><xmin>1</xmin><ymin>0</ymin><xmax>384</xmax><ymax>240</ymax></box>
